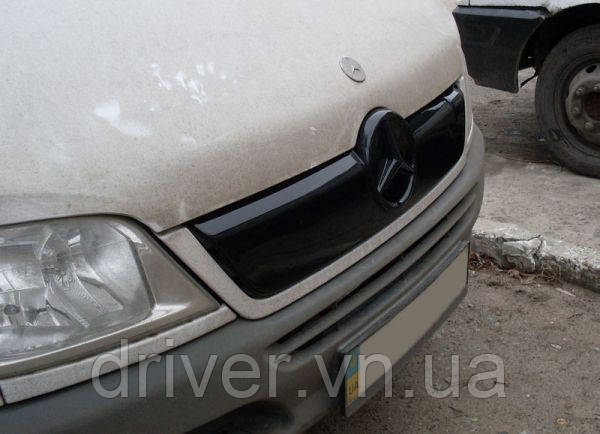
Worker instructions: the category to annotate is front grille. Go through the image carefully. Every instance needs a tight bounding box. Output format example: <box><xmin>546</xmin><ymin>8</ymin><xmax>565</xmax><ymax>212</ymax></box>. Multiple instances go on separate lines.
<box><xmin>188</xmin><ymin>84</ymin><xmax>466</xmax><ymax>298</ymax></box>
<box><xmin>270</xmin><ymin>182</ymin><xmax>481</xmax><ymax>356</ymax></box>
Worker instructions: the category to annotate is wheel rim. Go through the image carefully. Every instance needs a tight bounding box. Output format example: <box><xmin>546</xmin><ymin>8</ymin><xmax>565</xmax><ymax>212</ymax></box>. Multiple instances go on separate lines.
<box><xmin>565</xmin><ymin>62</ymin><xmax>600</xmax><ymax>146</ymax></box>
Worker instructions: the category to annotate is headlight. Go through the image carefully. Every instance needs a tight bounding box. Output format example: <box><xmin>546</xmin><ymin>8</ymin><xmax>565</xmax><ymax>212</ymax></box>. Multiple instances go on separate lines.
<box><xmin>0</xmin><ymin>217</ymin><xmax>218</xmax><ymax>377</ymax></box>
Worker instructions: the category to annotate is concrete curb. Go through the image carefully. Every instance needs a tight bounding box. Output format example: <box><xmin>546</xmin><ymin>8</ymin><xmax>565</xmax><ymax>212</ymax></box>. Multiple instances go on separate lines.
<box><xmin>471</xmin><ymin>218</ymin><xmax>600</xmax><ymax>291</ymax></box>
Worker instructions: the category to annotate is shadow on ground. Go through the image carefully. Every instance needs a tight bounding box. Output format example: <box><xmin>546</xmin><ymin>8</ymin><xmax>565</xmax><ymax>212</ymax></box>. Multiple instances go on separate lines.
<box><xmin>470</xmin><ymin>72</ymin><xmax>556</xmax><ymax>165</ymax></box>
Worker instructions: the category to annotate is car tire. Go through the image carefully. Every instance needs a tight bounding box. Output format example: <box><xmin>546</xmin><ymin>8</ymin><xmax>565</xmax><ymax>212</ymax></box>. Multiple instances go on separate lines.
<box><xmin>535</xmin><ymin>24</ymin><xmax>600</xmax><ymax>178</ymax></box>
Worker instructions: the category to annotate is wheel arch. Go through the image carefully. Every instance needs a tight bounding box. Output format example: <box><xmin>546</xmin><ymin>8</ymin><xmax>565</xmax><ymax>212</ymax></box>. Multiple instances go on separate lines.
<box><xmin>522</xmin><ymin>4</ymin><xmax>600</xmax><ymax>72</ymax></box>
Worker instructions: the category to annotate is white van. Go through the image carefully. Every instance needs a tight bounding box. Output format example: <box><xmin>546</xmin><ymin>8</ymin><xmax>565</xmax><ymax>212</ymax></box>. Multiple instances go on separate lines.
<box><xmin>0</xmin><ymin>1</ymin><xmax>484</xmax><ymax>431</ymax></box>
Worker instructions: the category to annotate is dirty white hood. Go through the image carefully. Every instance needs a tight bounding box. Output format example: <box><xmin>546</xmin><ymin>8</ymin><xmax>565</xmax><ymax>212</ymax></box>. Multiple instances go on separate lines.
<box><xmin>0</xmin><ymin>0</ymin><xmax>464</xmax><ymax>232</ymax></box>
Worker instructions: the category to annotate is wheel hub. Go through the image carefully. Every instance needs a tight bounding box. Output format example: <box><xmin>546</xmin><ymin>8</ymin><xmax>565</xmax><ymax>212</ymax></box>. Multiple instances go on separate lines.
<box><xmin>585</xmin><ymin>92</ymin><xmax>600</xmax><ymax>121</ymax></box>
<box><xmin>565</xmin><ymin>63</ymin><xmax>600</xmax><ymax>144</ymax></box>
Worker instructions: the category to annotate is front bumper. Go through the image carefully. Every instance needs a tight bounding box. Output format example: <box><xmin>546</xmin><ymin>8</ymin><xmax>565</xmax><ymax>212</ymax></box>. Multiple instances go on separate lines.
<box><xmin>0</xmin><ymin>127</ymin><xmax>485</xmax><ymax>434</ymax></box>
<box><xmin>453</xmin><ymin>6</ymin><xmax>547</xmax><ymax>93</ymax></box>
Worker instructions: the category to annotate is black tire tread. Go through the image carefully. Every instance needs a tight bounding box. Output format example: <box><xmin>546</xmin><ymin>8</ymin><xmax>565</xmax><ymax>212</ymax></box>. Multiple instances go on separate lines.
<box><xmin>535</xmin><ymin>24</ymin><xmax>600</xmax><ymax>178</ymax></box>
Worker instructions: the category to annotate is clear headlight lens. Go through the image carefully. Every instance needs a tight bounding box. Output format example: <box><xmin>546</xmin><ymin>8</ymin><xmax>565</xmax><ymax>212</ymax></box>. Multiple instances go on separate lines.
<box><xmin>0</xmin><ymin>217</ymin><xmax>218</xmax><ymax>376</ymax></box>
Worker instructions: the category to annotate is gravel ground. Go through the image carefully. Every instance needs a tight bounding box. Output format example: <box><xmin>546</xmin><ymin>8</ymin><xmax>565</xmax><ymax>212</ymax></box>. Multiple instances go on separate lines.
<box><xmin>470</xmin><ymin>73</ymin><xmax>547</xmax><ymax>164</ymax></box>
<box><xmin>311</xmin><ymin>265</ymin><xmax>600</xmax><ymax>433</ymax></box>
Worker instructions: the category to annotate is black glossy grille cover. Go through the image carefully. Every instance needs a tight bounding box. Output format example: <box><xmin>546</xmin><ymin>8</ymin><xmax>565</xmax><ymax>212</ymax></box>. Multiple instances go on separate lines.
<box><xmin>189</xmin><ymin>85</ymin><xmax>465</xmax><ymax>298</ymax></box>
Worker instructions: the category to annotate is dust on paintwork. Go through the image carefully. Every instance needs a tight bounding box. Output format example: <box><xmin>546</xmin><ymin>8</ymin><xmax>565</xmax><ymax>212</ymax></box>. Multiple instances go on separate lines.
<box><xmin>94</xmin><ymin>100</ymin><xmax>152</xmax><ymax>138</ymax></box>
<box><xmin>151</xmin><ymin>63</ymin><xmax>172</xmax><ymax>90</ymax></box>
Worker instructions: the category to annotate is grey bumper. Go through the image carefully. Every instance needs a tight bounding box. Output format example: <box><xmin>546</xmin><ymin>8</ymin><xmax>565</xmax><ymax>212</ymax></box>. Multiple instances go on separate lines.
<box><xmin>0</xmin><ymin>127</ymin><xmax>485</xmax><ymax>434</ymax></box>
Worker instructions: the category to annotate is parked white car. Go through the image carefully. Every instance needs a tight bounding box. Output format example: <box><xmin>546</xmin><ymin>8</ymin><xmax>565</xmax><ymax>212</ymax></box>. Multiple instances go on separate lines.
<box><xmin>455</xmin><ymin>0</ymin><xmax>600</xmax><ymax>177</ymax></box>
<box><xmin>0</xmin><ymin>1</ymin><xmax>484</xmax><ymax>432</ymax></box>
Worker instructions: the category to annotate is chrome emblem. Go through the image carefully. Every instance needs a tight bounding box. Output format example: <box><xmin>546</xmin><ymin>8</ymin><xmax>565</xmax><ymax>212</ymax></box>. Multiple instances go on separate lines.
<box><xmin>357</xmin><ymin>109</ymin><xmax>416</xmax><ymax>209</ymax></box>
<box><xmin>340</xmin><ymin>57</ymin><xmax>366</xmax><ymax>83</ymax></box>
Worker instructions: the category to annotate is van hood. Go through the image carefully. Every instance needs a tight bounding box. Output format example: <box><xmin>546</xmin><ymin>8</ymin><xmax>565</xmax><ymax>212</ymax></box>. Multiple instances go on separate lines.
<box><xmin>0</xmin><ymin>0</ymin><xmax>464</xmax><ymax>232</ymax></box>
